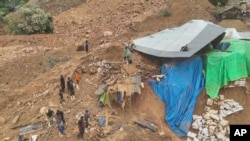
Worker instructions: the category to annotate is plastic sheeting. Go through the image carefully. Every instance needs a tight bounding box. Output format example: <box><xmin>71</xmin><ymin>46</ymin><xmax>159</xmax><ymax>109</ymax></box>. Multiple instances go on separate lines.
<box><xmin>149</xmin><ymin>57</ymin><xmax>204</xmax><ymax>137</ymax></box>
<box><xmin>203</xmin><ymin>39</ymin><xmax>250</xmax><ymax>99</ymax></box>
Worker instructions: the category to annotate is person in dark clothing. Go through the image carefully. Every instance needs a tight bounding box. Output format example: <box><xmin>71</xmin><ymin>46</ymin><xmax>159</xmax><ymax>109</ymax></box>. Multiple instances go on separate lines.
<box><xmin>84</xmin><ymin>40</ymin><xmax>89</xmax><ymax>53</ymax></box>
<box><xmin>77</xmin><ymin>116</ymin><xmax>85</xmax><ymax>138</ymax></box>
<box><xmin>60</xmin><ymin>75</ymin><xmax>65</xmax><ymax>92</ymax></box>
<box><xmin>18</xmin><ymin>135</ymin><xmax>23</xmax><ymax>141</ymax></box>
<box><xmin>67</xmin><ymin>77</ymin><xmax>71</xmax><ymax>94</ymax></box>
<box><xmin>57</xmin><ymin>116</ymin><xmax>65</xmax><ymax>137</ymax></box>
<box><xmin>46</xmin><ymin>109</ymin><xmax>54</xmax><ymax>127</ymax></box>
<box><xmin>59</xmin><ymin>89</ymin><xmax>65</xmax><ymax>104</ymax></box>
<box><xmin>68</xmin><ymin>78</ymin><xmax>75</xmax><ymax>100</ymax></box>
<box><xmin>56</xmin><ymin>110</ymin><xmax>65</xmax><ymax>124</ymax></box>
<box><xmin>84</xmin><ymin>110</ymin><xmax>90</xmax><ymax>128</ymax></box>
<box><xmin>117</xmin><ymin>91</ymin><xmax>122</xmax><ymax>104</ymax></box>
<box><xmin>47</xmin><ymin>109</ymin><xmax>54</xmax><ymax>117</ymax></box>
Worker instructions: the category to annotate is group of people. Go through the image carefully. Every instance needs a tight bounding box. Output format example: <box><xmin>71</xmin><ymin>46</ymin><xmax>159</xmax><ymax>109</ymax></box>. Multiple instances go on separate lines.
<box><xmin>77</xmin><ymin>110</ymin><xmax>90</xmax><ymax>139</ymax></box>
<box><xmin>58</xmin><ymin>71</ymin><xmax>91</xmax><ymax>139</ymax></box>
<box><xmin>45</xmin><ymin>108</ymin><xmax>90</xmax><ymax>139</ymax></box>
<box><xmin>59</xmin><ymin>70</ymin><xmax>82</xmax><ymax>103</ymax></box>
<box><xmin>46</xmin><ymin>109</ymin><xmax>66</xmax><ymax>137</ymax></box>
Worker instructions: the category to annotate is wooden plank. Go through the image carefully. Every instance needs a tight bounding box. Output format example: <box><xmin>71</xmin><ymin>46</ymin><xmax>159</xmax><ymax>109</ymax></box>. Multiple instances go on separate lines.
<box><xmin>133</xmin><ymin>119</ymin><xmax>158</xmax><ymax>132</ymax></box>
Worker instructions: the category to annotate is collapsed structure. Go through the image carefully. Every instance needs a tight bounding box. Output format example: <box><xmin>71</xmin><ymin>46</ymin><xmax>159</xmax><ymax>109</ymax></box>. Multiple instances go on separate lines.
<box><xmin>133</xmin><ymin>19</ymin><xmax>250</xmax><ymax>137</ymax></box>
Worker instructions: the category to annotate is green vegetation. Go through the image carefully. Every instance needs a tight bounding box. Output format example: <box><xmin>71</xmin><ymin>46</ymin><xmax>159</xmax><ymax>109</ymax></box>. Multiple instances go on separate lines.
<box><xmin>209</xmin><ymin>0</ymin><xmax>229</xmax><ymax>7</ymax></box>
<box><xmin>0</xmin><ymin>0</ymin><xmax>28</xmax><ymax>15</ymax></box>
<box><xmin>5</xmin><ymin>4</ymin><xmax>54</xmax><ymax>35</ymax></box>
<box><xmin>160</xmin><ymin>9</ymin><xmax>172</xmax><ymax>17</ymax></box>
<box><xmin>39</xmin><ymin>0</ymin><xmax>86</xmax><ymax>15</ymax></box>
<box><xmin>46</xmin><ymin>56</ymin><xmax>71</xmax><ymax>69</ymax></box>
<box><xmin>1</xmin><ymin>0</ymin><xmax>25</xmax><ymax>27</ymax></box>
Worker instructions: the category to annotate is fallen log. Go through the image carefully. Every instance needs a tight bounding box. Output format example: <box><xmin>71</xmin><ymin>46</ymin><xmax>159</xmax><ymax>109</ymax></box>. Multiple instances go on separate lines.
<box><xmin>133</xmin><ymin>119</ymin><xmax>158</xmax><ymax>132</ymax></box>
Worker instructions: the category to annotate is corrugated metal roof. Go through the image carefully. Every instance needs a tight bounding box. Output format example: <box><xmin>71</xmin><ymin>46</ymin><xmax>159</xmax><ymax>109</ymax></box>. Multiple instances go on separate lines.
<box><xmin>133</xmin><ymin>19</ymin><xmax>226</xmax><ymax>57</ymax></box>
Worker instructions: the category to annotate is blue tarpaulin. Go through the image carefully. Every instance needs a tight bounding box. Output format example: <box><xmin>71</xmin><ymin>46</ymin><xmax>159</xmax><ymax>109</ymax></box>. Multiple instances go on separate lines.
<box><xmin>149</xmin><ymin>57</ymin><xmax>204</xmax><ymax>137</ymax></box>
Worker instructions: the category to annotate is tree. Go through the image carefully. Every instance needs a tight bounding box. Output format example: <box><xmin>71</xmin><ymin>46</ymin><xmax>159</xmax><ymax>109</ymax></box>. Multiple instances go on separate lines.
<box><xmin>209</xmin><ymin>0</ymin><xmax>228</xmax><ymax>7</ymax></box>
<box><xmin>6</xmin><ymin>4</ymin><xmax>54</xmax><ymax>35</ymax></box>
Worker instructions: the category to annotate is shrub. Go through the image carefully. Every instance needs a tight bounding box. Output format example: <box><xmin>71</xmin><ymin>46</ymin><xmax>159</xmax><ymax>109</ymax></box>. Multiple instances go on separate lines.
<box><xmin>209</xmin><ymin>0</ymin><xmax>229</xmax><ymax>7</ymax></box>
<box><xmin>6</xmin><ymin>4</ymin><xmax>54</xmax><ymax>35</ymax></box>
<box><xmin>160</xmin><ymin>9</ymin><xmax>172</xmax><ymax>17</ymax></box>
<box><xmin>0</xmin><ymin>11</ymin><xmax>4</xmax><ymax>22</ymax></box>
<box><xmin>46</xmin><ymin>56</ymin><xmax>71</xmax><ymax>69</ymax></box>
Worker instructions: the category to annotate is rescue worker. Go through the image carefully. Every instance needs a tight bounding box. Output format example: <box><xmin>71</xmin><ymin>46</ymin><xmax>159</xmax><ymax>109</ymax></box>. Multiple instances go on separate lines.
<box><xmin>77</xmin><ymin>116</ymin><xmax>85</xmax><ymax>139</ymax></box>
<box><xmin>74</xmin><ymin>71</ymin><xmax>81</xmax><ymax>90</ymax></box>
<box><xmin>60</xmin><ymin>75</ymin><xmax>65</xmax><ymax>92</ymax></box>
<box><xmin>124</xmin><ymin>46</ymin><xmax>132</xmax><ymax>64</ymax></box>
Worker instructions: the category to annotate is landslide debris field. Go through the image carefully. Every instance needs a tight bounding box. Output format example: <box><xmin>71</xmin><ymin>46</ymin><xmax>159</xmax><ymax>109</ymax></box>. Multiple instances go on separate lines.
<box><xmin>1</xmin><ymin>0</ymin><xmax>250</xmax><ymax>141</ymax></box>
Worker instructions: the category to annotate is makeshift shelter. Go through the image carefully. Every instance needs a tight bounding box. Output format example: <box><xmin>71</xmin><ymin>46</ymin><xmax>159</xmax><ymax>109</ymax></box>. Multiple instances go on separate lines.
<box><xmin>99</xmin><ymin>75</ymin><xmax>142</xmax><ymax>126</ymax></box>
<box><xmin>133</xmin><ymin>19</ymin><xmax>225</xmax><ymax>57</ymax></box>
<box><xmin>149</xmin><ymin>57</ymin><xmax>204</xmax><ymax>137</ymax></box>
<box><xmin>202</xmin><ymin>39</ymin><xmax>250</xmax><ymax>99</ymax></box>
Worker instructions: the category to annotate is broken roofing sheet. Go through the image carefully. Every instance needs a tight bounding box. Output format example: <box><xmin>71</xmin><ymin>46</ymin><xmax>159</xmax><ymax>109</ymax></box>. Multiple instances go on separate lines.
<box><xmin>133</xmin><ymin>20</ymin><xmax>226</xmax><ymax>57</ymax></box>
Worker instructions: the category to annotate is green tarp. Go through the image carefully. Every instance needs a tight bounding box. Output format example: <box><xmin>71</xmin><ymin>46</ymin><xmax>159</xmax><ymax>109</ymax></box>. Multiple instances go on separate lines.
<box><xmin>203</xmin><ymin>39</ymin><xmax>250</xmax><ymax>99</ymax></box>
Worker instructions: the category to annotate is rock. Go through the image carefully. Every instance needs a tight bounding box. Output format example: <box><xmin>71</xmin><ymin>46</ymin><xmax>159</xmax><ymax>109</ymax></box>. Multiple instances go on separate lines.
<box><xmin>158</xmin><ymin>131</ymin><xmax>165</xmax><ymax>136</ymax></box>
<box><xmin>207</xmin><ymin>109</ymin><xmax>218</xmax><ymax>115</ymax></box>
<box><xmin>219</xmin><ymin>95</ymin><xmax>224</xmax><ymax>100</ymax></box>
<box><xmin>193</xmin><ymin>137</ymin><xmax>199</xmax><ymax>141</ymax></box>
<box><xmin>31</xmin><ymin>135</ymin><xmax>38</xmax><ymax>141</ymax></box>
<box><xmin>140</xmin><ymin>82</ymin><xmax>144</xmax><ymax>88</ymax></box>
<box><xmin>3</xmin><ymin>137</ymin><xmax>10</xmax><ymax>141</ymax></box>
<box><xmin>215</xmin><ymin>132</ymin><xmax>226</xmax><ymax>140</ymax></box>
<box><xmin>192</xmin><ymin>118</ymin><xmax>202</xmax><ymax>130</ymax></box>
<box><xmin>210</xmin><ymin>114</ymin><xmax>220</xmax><ymax>121</ymax></box>
<box><xmin>200</xmin><ymin>127</ymin><xmax>209</xmax><ymax>137</ymax></box>
<box><xmin>86</xmin><ymin>30</ymin><xmax>92</xmax><ymax>34</ymax></box>
<box><xmin>220</xmin><ymin>119</ymin><xmax>229</xmax><ymax>127</ymax></box>
<box><xmin>39</xmin><ymin>107</ymin><xmax>48</xmax><ymax>115</ymax></box>
<box><xmin>208</xmin><ymin>126</ymin><xmax>216</xmax><ymax>134</ymax></box>
<box><xmin>187</xmin><ymin>131</ymin><xmax>197</xmax><ymax>138</ymax></box>
<box><xmin>203</xmin><ymin>113</ymin><xmax>210</xmax><ymax>120</ymax></box>
<box><xmin>103</xmin><ymin>31</ymin><xmax>113</xmax><ymax>37</ymax></box>
<box><xmin>206</xmin><ymin>99</ymin><xmax>213</xmax><ymax>106</ymax></box>
<box><xmin>204</xmin><ymin>106</ymin><xmax>211</xmax><ymax>112</ymax></box>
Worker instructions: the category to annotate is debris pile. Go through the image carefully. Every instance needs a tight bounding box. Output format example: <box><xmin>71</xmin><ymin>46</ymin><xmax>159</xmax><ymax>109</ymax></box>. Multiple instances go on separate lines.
<box><xmin>187</xmin><ymin>95</ymin><xmax>243</xmax><ymax>141</ymax></box>
<box><xmin>224</xmin><ymin>78</ymin><xmax>246</xmax><ymax>88</ymax></box>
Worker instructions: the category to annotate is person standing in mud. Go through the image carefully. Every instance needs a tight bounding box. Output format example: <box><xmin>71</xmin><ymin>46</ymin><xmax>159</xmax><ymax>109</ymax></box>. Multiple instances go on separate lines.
<box><xmin>60</xmin><ymin>75</ymin><xmax>65</xmax><ymax>92</ymax></box>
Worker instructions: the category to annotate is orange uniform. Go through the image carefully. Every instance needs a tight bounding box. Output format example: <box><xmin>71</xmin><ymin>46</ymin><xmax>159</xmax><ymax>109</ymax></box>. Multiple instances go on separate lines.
<box><xmin>75</xmin><ymin>72</ymin><xmax>81</xmax><ymax>84</ymax></box>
